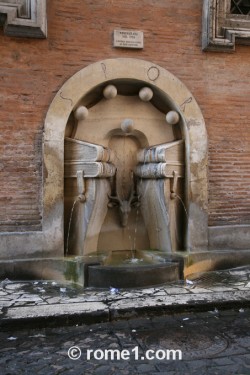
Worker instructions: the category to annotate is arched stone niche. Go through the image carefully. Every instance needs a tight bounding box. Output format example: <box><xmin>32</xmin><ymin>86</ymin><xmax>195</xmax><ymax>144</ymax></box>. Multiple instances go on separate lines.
<box><xmin>43</xmin><ymin>58</ymin><xmax>208</xmax><ymax>255</ymax></box>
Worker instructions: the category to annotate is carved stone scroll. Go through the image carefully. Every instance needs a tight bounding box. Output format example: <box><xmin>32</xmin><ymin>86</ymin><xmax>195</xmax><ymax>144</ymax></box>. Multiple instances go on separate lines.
<box><xmin>64</xmin><ymin>138</ymin><xmax>115</xmax><ymax>255</ymax></box>
<box><xmin>134</xmin><ymin>139</ymin><xmax>185</xmax><ymax>252</ymax></box>
<box><xmin>66</xmin><ymin>179</ymin><xmax>110</xmax><ymax>256</ymax></box>
<box><xmin>138</xmin><ymin>180</ymin><xmax>172</xmax><ymax>253</ymax></box>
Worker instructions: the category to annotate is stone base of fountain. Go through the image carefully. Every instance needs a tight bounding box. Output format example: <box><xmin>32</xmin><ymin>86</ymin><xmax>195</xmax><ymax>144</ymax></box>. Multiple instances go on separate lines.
<box><xmin>85</xmin><ymin>250</ymin><xmax>182</xmax><ymax>288</ymax></box>
<box><xmin>1</xmin><ymin>250</ymin><xmax>250</xmax><ymax>289</ymax></box>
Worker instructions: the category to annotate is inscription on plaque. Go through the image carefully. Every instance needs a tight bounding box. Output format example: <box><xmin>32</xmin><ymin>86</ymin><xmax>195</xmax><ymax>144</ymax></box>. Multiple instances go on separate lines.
<box><xmin>113</xmin><ymin>29</ymin><xmax>144</xmax><ymax>49</ymax></box>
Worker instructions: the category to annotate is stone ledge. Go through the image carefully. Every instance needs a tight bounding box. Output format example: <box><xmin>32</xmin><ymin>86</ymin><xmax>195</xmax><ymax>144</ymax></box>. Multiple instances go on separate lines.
<box><xmin>208</xmin><ymin>225</ymin><xmax>250</xmax><ymax>250</ymax></box>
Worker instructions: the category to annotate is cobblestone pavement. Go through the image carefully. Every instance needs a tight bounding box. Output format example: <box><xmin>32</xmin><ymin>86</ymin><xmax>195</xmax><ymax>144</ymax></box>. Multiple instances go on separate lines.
<box><xmin>0</xmin><ymin>266</ymin><xmax>250</xmax><ymax>374</ymax></box>
<box><xmin>0</xmin><ymin>266</ymin><xmax>250</xmax><ymax>326</ymax></box>
<box><xmin>1</xmin><ymin>308</ymin><xmax>250</xmax><ymax>375</ymax></box>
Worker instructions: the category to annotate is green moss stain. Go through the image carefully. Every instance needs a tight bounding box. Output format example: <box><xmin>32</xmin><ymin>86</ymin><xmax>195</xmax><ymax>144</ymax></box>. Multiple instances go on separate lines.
<box><xmin>64</xmin><ymin>261</ymin><xmax>79</xmax><ymax>284</ymax></box>
<box><xmin>186</xmin><ymin>256</ymin><xmax>194</xmax><ymax>267</ymax></box>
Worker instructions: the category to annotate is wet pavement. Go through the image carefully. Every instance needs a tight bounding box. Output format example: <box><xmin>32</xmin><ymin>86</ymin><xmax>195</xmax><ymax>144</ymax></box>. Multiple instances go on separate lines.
<box><xmin>0</xmin><ymin>266</ymin><xmax>250</xmax><ymax>328</ymax></box>
<box><xmin>0</xmin><ymin>266</ymin><xmax>250</xmax><ymax>374</ymax></box>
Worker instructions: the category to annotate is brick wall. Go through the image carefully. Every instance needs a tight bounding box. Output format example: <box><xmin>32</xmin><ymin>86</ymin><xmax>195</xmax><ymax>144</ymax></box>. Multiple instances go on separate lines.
<box><xmin>0</xmin><ymin>0</ymin><xmax>249</xmax><ymax>231</ymax></box>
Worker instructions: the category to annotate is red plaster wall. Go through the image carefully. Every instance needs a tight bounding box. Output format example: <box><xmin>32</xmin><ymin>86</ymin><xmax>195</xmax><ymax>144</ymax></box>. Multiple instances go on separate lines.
<box><xmin>0</xmin><ymin>0</ymin><xmax>249</xmax><ymax>231</ymax></box>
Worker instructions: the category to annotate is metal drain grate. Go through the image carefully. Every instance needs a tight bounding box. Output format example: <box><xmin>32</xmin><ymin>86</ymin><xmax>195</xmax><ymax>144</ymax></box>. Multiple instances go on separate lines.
<box><xmin>191</xmin><ymin>272</ymin><xmax>230</xmax><ymax>285</ymax></box>
<box><xmin>190</xmin><ymin>266</ymin><xmax>250</xmax><ymax>287</ymax></box>
<box><xmin>231</xmin><ymin>0</ymin><xmax>250</xmax><ymax>15</ymax></box>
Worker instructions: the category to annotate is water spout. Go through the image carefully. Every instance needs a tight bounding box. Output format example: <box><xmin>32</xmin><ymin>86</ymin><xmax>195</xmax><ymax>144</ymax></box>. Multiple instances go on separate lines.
<box><xmin>175</xmin><ymin>194</ymin><xmax>188</xmax><ymax>219</ymax></box>
<box><xmin>65</xmin><ymin>198</ymin><xmax>79</xmax><ymax>256</ymax></box>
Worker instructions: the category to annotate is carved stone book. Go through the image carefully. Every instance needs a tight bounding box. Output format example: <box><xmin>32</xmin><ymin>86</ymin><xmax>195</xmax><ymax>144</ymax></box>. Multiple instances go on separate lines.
<box><xmin>65</xmin><ymin>137</ymin><xmax>113</xmax><ymax>162</ymax></box>
<box><xmin>64</xmin><ymin>161</ymin><xmax>116</xmax><ymax>178</ymax></box>
<box><xmin>135</xmin><ymin>163</ymin><xmax>184</xmax><ymax>179</ymax></box>
<box><xmin>137</xmin><ymin>140</ymin><xmax>184</xmax><ymax>164</ymax></box>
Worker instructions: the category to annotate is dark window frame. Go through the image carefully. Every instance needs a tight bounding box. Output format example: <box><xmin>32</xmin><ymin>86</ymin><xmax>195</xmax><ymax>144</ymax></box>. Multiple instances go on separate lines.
<box><xmin>202</xmin><ymin>0</ymin><xmax>250</xmax><ymax>52</ymax></box>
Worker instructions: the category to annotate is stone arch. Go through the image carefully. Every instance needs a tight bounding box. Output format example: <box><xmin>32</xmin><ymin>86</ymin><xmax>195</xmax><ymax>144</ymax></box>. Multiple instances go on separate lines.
<box><xmin>43</xmin><ymin>58</ymin><xmax>208</xmax><ymax>255</ymax></box>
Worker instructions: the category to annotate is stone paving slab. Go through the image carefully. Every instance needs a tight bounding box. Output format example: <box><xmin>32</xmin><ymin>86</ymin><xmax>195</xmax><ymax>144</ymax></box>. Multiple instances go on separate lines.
<box><xmin>5</xmin><ymin>302</ymin><xmax>109</xmax><ymax>321</ymax></box>
<box><xmin>0</xmin><ymin>266</ymin><xmax>249</xmax><ymax>328</ymax></box>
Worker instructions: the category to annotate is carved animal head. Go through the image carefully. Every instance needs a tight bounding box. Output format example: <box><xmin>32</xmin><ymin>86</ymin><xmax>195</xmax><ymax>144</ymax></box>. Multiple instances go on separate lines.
<box><xmin>108</xmin><ymin>188</ymin><xmax>140</xmax><ymax>227</ymax></box>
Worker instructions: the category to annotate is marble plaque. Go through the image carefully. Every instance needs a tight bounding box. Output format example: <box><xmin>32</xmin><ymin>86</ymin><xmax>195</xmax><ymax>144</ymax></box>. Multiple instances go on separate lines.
<box><xmin>113</xmin><ymin>29</ymin><xmax>144</xmax><ymax>49</ymax></box>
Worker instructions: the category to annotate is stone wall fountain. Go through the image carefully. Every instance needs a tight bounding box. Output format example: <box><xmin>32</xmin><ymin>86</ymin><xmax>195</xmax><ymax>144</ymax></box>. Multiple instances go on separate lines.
<box><xmin>64</xmin><ymin>82</ymin><xmax>186</xmax><ymax>287</ymax></box>
<box><xmin>2</xmin><ymin>58</ymin><xmax>250</xmax><ymax>288</ymax></box>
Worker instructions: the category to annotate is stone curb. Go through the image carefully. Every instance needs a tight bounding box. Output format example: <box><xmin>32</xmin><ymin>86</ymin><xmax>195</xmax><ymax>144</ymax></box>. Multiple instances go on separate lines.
<box><xmin>1</xmin><ymin>288</ymin><xmax>249</xmax><ymax>330</ymax></box>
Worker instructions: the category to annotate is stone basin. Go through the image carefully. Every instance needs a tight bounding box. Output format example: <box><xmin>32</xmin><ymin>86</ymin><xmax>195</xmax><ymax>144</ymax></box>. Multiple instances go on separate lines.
<box><xmin>85</xmin><ymin>250</ymin><xmax>182</xmax><ymax>288</ymax></box>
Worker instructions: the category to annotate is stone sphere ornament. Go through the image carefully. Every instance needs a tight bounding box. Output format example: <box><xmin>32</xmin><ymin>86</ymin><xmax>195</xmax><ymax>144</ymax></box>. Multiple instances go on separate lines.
<box><xmin>121</xmin><ymin>118</ymin><xmax>134</xmax><ymax>133</ymax></box>
<box><xmin>74</xmin><ymin>106</ymin><xmax>89</xmax><ymax>121</ymax></box>
<box><xmin>139</xmin><ymin>87</ymin><xmax>154</xmax><ymax>102</ymax></box>
<box><xmin>103</xmin><ymin>84</ymin><xmax>117</xmax><ymax>99</ymax></box>
<box><xmin>166</xmin><ymin>110</ymin><xmax>180</xmax><ymax>125</ymax></box>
